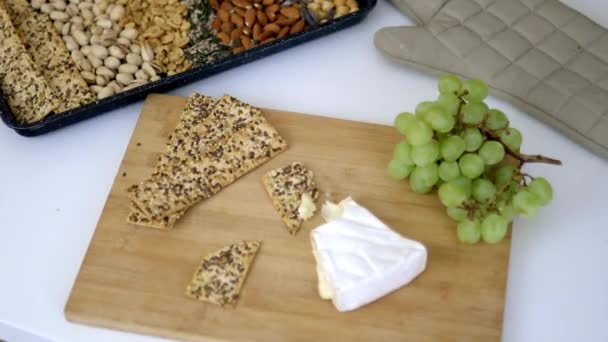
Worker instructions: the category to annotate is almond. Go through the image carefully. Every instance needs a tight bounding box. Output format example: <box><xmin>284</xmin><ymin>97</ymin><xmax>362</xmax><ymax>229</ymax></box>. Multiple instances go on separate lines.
<box><xmin>280</xmin><ymin>6</ymin><xmax>300</xmax><ymax>19</ymax></box>
<box><xmin>245</xmin><ymin>8</ymin><xmax>256</xmax><ymax>27</ymax></box>
<box><xmin>210</xmin><ymin>0</ymin><xmax>219</xmax><ymax>9</ymax></box>
<box><xmin>230</xmin><ymin>26</ymin><xmax>243</xmax><ymax>42</ymax></box>
<box><xmin>262</xmin><ymin>0</ymin><xmax>273</xmax><ymax>5</ymax></box>
<box><xmin>290</xmin><ymin>19</ymin><xmax>305</xmax><ymax>34</ymax></box>
<box><xmin>258</xmin><ymin>30</ymin><xmax>274</xmax><ymax>41</ymax></box>
<box><xmin>241</xmin><ymin>36</ymin><xmax>252</xmax><ymax>49</ymax></box>
<box><xmin>256</xmin><ymin>10</ymin><xmax>267</xmax><ymax>26</ymax></box>
<box><xmin>221</xmin><ymin>21</ymin><xmax>232</xmax><ymax>34</ymax></box>
<box><xmin>233</xmin><ymin>46</ymin><xmax>245</xmax><ymax>53</ymax></box>
<box><xmin>218</xmin><ymin>9</ymin><xmax>230</xmax><ymax>22</ymax></box>
<box><xmin>220</xmin><ymin>1</ymin><xmax>233</xmax><ymax>11</ymax></box>
<box><xmin>252</xmin><ymin>23</ymin><xmax>262</xmax><ymax>40</ymax></box>
<box><xmin>277</xmin><ymin>25</ymin><xmax>289</xmax><ymax>39</ymax></box>
<box><xmin>212</xmin><ymin>17</ymin><xmax>222</xmax><ymax>31</ymax></box>
<box><xmin>263</xmin><ymin>23</ymin><xmax>280</xmax><ymax>34</ymax></box>
<box><xmin>231</xmin><ymin>13</ymin><xmax>244</xmax><ymax>27</ymax></box>
<box><xmin>275</xmin><ymin>15</ymin><xmax>298</xmax><ymax>26</ymax></box>
<box><xmin>265</xmin><ymin>4</ymin><xmax>279</xmax><ymax>21</ymax></box>
<box><xmin>232</xmin><ymin>0</ymin><xmax>252</xmax><ymax>9</ymax></box>
<box><xmin>261</xmin><ymin>37</ymin><xmax>275</xmax><ymax>44</ymax></box>
<box><xmin>217</xmin><ymin>31</ymin><xmax>230</xmax><ymax>44</ymax></box>
<box><xmin>234</xmin><ymin>7</ymin><xmax>247</xmax><ymax>17</ymax></box>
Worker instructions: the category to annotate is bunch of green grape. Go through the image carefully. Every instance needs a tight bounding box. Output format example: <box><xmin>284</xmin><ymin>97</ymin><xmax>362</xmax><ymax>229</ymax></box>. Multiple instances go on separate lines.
<box><xmin>388</xmin><ymin>75</ymin><xmax>555</xmax><ymax>244</ymax></box>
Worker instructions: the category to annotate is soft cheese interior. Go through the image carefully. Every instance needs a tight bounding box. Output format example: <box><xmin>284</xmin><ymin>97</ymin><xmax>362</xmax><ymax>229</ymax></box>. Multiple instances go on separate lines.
<box><xmin>311</xmin><ymin>197</ymin><xmax>427</xmax><ymax>312</ymax></box>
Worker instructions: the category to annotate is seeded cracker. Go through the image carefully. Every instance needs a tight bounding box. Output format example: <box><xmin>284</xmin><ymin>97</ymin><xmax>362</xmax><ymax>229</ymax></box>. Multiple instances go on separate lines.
<box><xmin>13</xmin><ymin>11</ymin><xmax>94</xmax><ymax>113</ymax></box>
<box><xmin>126</xmin><ymin>94</ymin><xmax>215</xmax><ymax>229</ymax></box>
<box><xmin>0</xmin><ymin>4</ymin><xmax>57</xmax><ymax>123</ymax></box>
<box><xmin>128</xmin><ymin>96</ymin><xmax>287</xmax><ymax>220</ymax></box>
<box><xmin>186</xmin><ymin>241</ymin><xmax>261</xmax><ymax>307</ymax></box>
<box><xmin>155</xmin><ymin>93</ymin><xmax>217</xmax><ymax>172</ymax></box>
<box><xmin>129</xmin><ymin>117</ymin><xmax>288</xmax><ymax>219</ymax></box>
<box><xmin>262</xmin><ymin>162</ymin><xmax>319</xmax><ymax>235</ymax></box>
<box><xmin>126</xmin><ymin>94</ymin><xmax>288</xmax><ymax>228</ymax></box>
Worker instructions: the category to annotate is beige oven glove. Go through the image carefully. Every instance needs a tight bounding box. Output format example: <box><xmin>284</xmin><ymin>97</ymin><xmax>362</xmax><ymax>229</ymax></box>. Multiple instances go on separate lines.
<box><xmin>374</xmin><ymin>0</ymin><xmax>608</xmax><ymax>159</ymax></box>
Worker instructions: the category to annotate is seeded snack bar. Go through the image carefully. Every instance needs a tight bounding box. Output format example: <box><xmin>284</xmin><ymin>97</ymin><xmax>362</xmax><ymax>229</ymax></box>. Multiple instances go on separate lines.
<box><xmin>262</xmin><ymin>162</ymin><xmax>319</xmax><ymax>235</ymax></box>
<box><xmin>0</xmin><ymin>4</ymin><xmax>57</xmax><ymax>123</ymax></box>
<box><xmin>186</xmin><ymin>241</ymin><xmax>261</xmax><ymax>307</ymax></box>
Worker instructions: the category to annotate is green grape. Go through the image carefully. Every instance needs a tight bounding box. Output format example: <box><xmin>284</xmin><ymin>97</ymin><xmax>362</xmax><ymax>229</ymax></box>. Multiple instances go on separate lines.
<box><xmin>404</xmin><ymin>119</ymin><xmax>433</xmax><ymax>146</ymax></box>
<box><xmin>438</xmin><ymin>74</ymin><xmax>463</xmax><ymax>95</ymax></box>
<box><xmin>388</xmin><ymin>159</ymin><xmax>414</xmax><ymax>180</ymax></box>
<box><xmin>412</xmin><ymin>140</ymin><xmax>439</xmax><ymax>166</ymax></box>
<box><xmin>415</xmin><ymin>101</ymin><xmax>435</xmax><ymax>120</ymax></box>
<box><xmin>472</xmin><ymin>178</ymin><xmax>496</xmax><ymax>203</ymax></box>
<box><xmin>461</xmin><ymin>101</ymin><xmax>489</xmax><ymax>125</ymax></box>
<box><xmin>424</xmin><ymin>105</ymin><xmax>455</xmax><ymax>133</ymax></box>
<box><xmin>409</xmin><ymin>164</ymin><xmax>439</xmax><ymax>194</ymax></box>
<box><xmin>462</xmin><ymin>79</ymin><xmax>489</xmax><ymax>102</ymax></box>
<box><xmin>393</xmin><ymin>141</ymin><xmax>414</xmax><ymax>165</ymax></box>
<box><xmin>461</xmin><ymin>128</ymin><xmax>484</xmax><ymax>152</ymax></box>
<box><xmin>438</xmin><ymin>161</ymin><xmax>460</xmax><ymax>181</ymax></box>
<box><xmin>458</xmin><ymin>153</ymin><xmax>485</xmax><ymax>179</ymax></box>
<box><xmin>512</xmin><ymin>190</ymin><xmax>542</xmax><ymax>217</ymax></box>
<box><xmin>494</xmin><ymin>165</ymin><xmax>516</xmax><ymax>186</ymax></box>
<box><xmin>447</xmin><ymin>206</ymin><xmax>467</xmax><ymax>221</ymax></box>
<box><xmin>497</xmin><ymin>201</ymin><xmax>516</xmax><ymax>222</ymax></box>
<box><xmin>395</xmin><ymin>112</ymin><xmax>416</xmax><ymax>135</ymax></box>
<box><xmin>478</xmin><ymin>141</ymin><xmax>505</xmax><ymax>166</ymax></box>
<box><xmin>498</xmin><ymin>128</ymin><xmax>522</xmax><ymax>151</ymax></box>
<box><xmin>486</xmin><ymin>109</ymin><xmax>509</xmax><ymax>130</ymax></box>
<box><xmin>457</xmin><ymin>219</ymin><xmax>481</xmax><ymax>244</ymax></box>
<box><xmin>440</xmin><ymin>135</ymin><xmax>466</xmax><ymax>162</ymax></box>
<box><xmin>481</xmin><ymin>213</ymin><xmax>508</xmax><ymax>244</ymax></box>
<box><xmin>452</xmin><ymin>176</ymin><xmax>473</xmax><ymax>197</ymax></box>
<box><xmin>528</xmin><ymin>177</ymin><xmax>553</xmax><ymax>206</ymax></box>
<box><xmin>437</xmin><ymin>93</ymin><xmax>461</xmax><ymax>116</ymax></box>
<box><xmin>438</xmin><ymin>181</ymin><xmax>468</xmax><ymax>207</ymax></box>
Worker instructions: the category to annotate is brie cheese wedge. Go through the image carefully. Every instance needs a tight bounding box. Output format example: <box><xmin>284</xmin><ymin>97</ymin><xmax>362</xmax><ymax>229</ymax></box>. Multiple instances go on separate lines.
<box><xmin>311</xmin><ymin>197</ymin><xmax>427</xmax><ymax>312</ymax></box>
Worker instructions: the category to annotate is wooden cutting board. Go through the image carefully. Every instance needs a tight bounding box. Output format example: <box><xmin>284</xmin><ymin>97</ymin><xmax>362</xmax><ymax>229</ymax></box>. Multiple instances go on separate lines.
<box><xmin>65</xmin><ymin>94</ymin><xmax>510</xmax><ymax>341</ymax></box>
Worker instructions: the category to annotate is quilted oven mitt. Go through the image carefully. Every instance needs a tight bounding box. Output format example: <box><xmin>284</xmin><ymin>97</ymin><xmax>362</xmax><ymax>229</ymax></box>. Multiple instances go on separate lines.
<box><xmin>374</xmin><ymin>0</ymin><xmax>608</xmax><ymax>159</ymax></box>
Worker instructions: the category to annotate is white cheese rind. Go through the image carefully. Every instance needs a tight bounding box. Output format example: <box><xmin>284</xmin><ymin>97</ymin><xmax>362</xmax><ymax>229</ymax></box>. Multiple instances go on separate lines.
<box><xmin>311</xmin><ymin>198</ymin><xmax>427</xmax><ymax>312</ymax></box>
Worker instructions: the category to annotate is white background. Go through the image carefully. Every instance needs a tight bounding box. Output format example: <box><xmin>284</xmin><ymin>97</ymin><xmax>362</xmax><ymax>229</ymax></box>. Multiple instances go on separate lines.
<box><xmin>1</xmin><ymin>1</ymin><xmax>608</xmax><ymax>341</ymax></box>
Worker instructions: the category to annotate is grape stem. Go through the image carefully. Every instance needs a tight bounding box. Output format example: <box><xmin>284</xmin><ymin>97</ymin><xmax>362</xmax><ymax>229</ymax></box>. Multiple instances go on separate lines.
<box><xmin>456</xmin><ymin>95</ymin><xmax>562</xmax><ymax>167</ymax></box>
<box><xmin>479</xmin><ymin>127</ymin><xmax>563</xmax><ymax>167</ymax></box>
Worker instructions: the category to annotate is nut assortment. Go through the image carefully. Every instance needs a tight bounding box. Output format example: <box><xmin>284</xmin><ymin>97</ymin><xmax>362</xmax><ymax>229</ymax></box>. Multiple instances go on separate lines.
<box><xmin>209</xmin><ymin>0</ymin><xmax>307</xmax><ymax>53</ymax></box>
<box><xmin>306</xmin><ymin>0</ymin><xmax>359</xmax><ymax>22</ymax></box>
<box><xmin>33</xmin><ymin>0</ymin><xmax>163</xmax><ymax>99</ymax></box>
<box><xmin>1</xmin><ymin>0</ymin><xmax>362</xmax><ymax>123</ymax></box>
<box><xmin>121</xmin><ymin>0</ymin><xmax>193</xmax><ymax>75</ymax></box>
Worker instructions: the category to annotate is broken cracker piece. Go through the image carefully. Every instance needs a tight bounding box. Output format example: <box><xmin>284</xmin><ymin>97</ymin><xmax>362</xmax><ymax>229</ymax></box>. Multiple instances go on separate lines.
<box><xmin>186</xmin><ymin>241</ymin><xmax>261</xmax><ymax>307</ymax></box>
<box><xmin>262</xmin><ymin>162</ymin><xmax>319</xmax><ymax>235</ymax></box>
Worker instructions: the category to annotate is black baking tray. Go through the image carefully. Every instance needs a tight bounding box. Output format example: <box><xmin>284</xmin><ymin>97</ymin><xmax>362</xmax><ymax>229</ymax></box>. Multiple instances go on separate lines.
<box><xmin>0</xmin><ymin>0</ymin><xmax>376</xmax><ymax>136</ymax></box>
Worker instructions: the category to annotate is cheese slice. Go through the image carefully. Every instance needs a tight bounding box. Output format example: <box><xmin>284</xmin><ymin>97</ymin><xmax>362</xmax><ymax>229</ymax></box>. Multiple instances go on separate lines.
<box><xmin>311</xmin><ymin>197</ymin><xmax>427</xmax><ymax>312</ymax></box>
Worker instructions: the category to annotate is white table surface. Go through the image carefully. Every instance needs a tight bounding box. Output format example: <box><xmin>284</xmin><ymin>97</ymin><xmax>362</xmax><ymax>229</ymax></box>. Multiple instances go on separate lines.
<box><xmin>1</xmin><ymin>1</ymin><xmax>608</xmax><ymax>341</ymax></box>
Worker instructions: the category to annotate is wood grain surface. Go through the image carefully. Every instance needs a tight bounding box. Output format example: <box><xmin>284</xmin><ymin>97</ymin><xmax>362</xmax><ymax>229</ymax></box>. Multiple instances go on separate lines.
<box><xmin>65</xmin><ymin>94</ymin><xmax>510</xmax><ymax>341</ymax></box>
